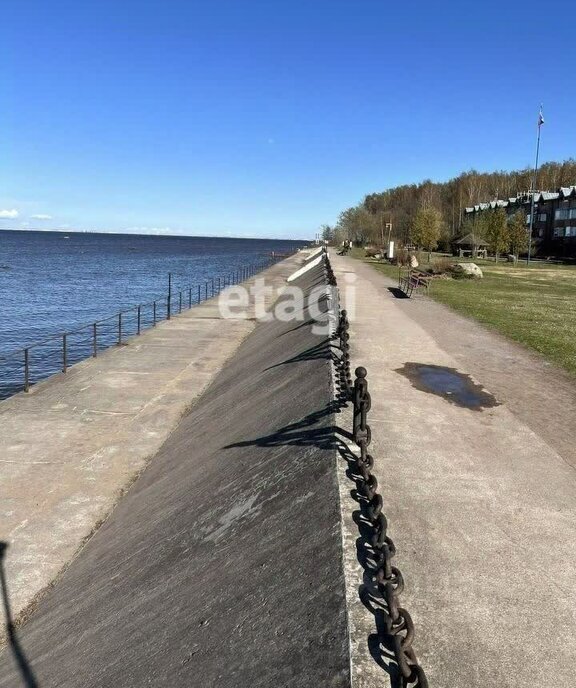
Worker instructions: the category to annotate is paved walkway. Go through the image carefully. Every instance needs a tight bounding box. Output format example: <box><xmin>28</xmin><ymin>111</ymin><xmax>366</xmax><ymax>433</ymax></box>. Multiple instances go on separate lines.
<box><xmin>331</xmin><ymin>254</ymin><xmax>576</xmax><ymax>688</ymax></box>
<box><xmin>0</xmin><ymin>252</ymin><xmax>305</xmax><ymax>626</ymax></box>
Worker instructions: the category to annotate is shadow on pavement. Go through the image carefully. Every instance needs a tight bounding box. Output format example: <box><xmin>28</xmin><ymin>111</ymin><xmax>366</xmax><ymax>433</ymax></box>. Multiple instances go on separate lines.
<box><xmin>0</xmin><ymin>543</ymin><xmax>39</xmax><ymax>688</ymax></box>
<box><xmin>387</xmin><ymin>287</ymin><xmax>409</xmax><ymax>299</ymax></box>
<box><xmin>224</xmin><ymin>398</ymin><xmax>352</xmax><ymax>450</ymax></box>
<box><xmin>264</xmin><ymin>338</ymin><xmax>332</xmax><ymax>370</ymax></box>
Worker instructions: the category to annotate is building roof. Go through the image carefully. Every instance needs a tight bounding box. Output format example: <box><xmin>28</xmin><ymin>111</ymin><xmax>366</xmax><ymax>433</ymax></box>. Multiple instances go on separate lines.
<box><xmin>454</xmin><ymin>232</ymin><xmax>489</xmax><ymax>246</ymax></box>
<box><xmin>536</xmin><ymin>191</ymin><xmax>559</xmax><ymax>202</ymax></box>
<box><xmin>464</xmin><ymin>185</ymin><xmax>576</xmax><ymax>214</ymax></box>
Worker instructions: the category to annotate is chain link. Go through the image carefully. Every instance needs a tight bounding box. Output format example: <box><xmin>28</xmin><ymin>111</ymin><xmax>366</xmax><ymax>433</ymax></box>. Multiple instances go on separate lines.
<box><xmin>349</xmin><ymin>365</ymin><xmax>428</xmax><ymax>688</ymax></box>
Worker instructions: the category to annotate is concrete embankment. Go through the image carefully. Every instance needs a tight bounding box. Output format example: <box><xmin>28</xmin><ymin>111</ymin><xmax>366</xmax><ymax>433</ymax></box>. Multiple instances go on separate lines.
<box><xmin>0</xmin><ymin>256</ymin><xmax>350</xmax><ymax>686</ymax></box>
<box><xmin>0</xmin><ymin>252</ymin><xmax>308</xmax><ymax>626</ymax></box>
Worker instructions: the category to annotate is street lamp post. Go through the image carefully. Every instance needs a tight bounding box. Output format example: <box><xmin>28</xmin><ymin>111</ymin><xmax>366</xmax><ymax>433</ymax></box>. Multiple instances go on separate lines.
<box><xmin>527</xmin><ymin>105</ymin><xmax>544</xmax><ymax>265</ymax></box>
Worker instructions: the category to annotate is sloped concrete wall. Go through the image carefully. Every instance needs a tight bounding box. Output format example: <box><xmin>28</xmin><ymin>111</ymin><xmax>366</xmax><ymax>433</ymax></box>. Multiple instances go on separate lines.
<box><xmin>0</xmin><ymin>264</ymin><xmax>350</xmax><ymax>687</ymax></box>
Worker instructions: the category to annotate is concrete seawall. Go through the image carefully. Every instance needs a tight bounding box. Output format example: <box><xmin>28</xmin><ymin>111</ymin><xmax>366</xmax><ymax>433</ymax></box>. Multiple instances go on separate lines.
<box><xmin>0</xmin><ymin>252</ymin><xmax>308</xmax><ymax>625</ymax></box>
<box><xmin>0</xmin><ymin>255</ymin><xmax>350</xmax><ymax>686</ymax></box>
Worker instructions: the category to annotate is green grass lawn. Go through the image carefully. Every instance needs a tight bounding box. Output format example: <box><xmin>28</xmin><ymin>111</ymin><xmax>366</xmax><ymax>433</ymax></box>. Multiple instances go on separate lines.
<box><xmin>349</xmin><ymin>248</ymin><xmax>576</xmax><ymax>376</ymax></box>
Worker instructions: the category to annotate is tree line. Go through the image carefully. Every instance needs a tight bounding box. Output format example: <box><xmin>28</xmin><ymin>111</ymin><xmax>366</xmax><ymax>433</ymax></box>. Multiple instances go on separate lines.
<box><xmin>322</xmin><ymin>158</ymin><xmax>576</xmax><ymax>254</ymax></box>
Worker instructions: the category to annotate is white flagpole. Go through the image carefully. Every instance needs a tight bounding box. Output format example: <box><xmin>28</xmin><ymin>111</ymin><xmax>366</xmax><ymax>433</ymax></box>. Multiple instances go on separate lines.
<box><xmin>527</xmin><ymin>105</ymin><xmax>543</xmax><ymax>265</ymax></box>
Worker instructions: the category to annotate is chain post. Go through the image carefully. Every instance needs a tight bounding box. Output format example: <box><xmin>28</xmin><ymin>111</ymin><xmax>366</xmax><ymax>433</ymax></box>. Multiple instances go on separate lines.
<box><xmin>62</xmin><ymin>334</ymin><xmax>67</xmax><ymax>373</ymax></box>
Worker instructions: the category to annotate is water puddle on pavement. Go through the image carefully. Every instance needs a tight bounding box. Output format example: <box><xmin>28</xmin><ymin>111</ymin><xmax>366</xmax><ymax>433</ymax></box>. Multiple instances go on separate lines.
<box><xmin>396</xmin><ymin>363</ymin><xmax>500</xmax><ymax>411</ymax></box>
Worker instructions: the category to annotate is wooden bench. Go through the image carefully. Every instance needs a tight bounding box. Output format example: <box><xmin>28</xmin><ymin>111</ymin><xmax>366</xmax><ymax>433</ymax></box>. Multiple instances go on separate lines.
<box><xmin>398</xmin><ymin>270</ymin><xmax>432</xmax><ymax>297</ymax></box>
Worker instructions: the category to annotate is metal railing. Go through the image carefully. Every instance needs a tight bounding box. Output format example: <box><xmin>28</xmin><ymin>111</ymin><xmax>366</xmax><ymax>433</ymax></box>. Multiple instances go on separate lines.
<box><xmin>0</xmin><ymin>255</ymin><xmax>286</xmax><ymax>400</ymax></box>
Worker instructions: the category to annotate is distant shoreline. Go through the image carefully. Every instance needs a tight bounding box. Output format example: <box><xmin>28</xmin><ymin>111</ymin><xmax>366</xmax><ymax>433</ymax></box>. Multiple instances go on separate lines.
<box><xmin>0</xmin><ymin>228</ymin><xmax>309</xmax><ymax>242</ymax></box>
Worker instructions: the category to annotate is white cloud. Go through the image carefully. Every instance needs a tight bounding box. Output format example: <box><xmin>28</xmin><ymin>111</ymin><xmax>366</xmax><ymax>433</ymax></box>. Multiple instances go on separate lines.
<box><xmin>31</xmin><ymin>214</ymin><xmax>53</xmax><ymax>220</ymax></box>
<box><xmin>0</xmin><ymin>209</ymin><xmax>19</xmax><ymax>219</ymax></box>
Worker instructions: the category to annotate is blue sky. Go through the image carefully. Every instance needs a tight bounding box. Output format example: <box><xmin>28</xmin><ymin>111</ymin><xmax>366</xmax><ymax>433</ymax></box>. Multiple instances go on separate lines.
<box><xmin>2</xmin><ymin>0</ymin><xmax>575</xmax><ymax>239</ymax></box>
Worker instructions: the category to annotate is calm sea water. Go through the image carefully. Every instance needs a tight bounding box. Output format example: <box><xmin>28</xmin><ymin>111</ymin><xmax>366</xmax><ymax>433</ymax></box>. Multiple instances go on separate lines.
<box><xmin>0</xmin><ymin>230</ymin><xmax>304</xmax><ymax>398</ymax></box>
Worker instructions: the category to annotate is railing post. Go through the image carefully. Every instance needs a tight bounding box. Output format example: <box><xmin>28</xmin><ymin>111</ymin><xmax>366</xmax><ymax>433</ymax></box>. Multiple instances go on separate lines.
<box><xmin>118</xmin><ymin>313</ymin><xmax>122</xmax><ymax>345</ymax></box>
<box><xmin>153</xmin><ymin>301</ymin><xmax>157</xmax><ymax>326</ymax></box>
<box><xmin>24</xmin><ymin>348</ymin><xmax>30</xmax><ymax>392</ymax></box>
<box><xmin>62</xmin><ymin>333</ymin><xmax>67</xmax><ymax>373</ymax></box>
<box><xmin>218</xmin><ymin>277</ymin><xmax>221</xmax><ymax>292</ymax></box>
<box><xmin>197</xmin><ymin>285</ymin><xmax>201</xmax><ymax>303</ymax></box>
<box><xmin>179</xmin><ymin>291</ymin><xmax>182</xmax><ymax>313</ymax></box>
<box><xmin>93</xmin><ymin>323</ymin><xmax>98</xmax><ymax>357</ymax></box>
<box><xmin>167</xmin><ymin>272</ymin><xmax>172</xmax><ymax>320</ymax></box>
<box><xmin>137</xmin><ymin>306</ymin><xmax>141</xmax><ymax>335</ymax></box>
<box><xmin>211</xmin><ymin>278</ymin><xmax>215</xmax><ymax>296</ymax></box>
<box><xmin>205</xmin><ymin>282</ymin><xmax>208</xmax><ymax>300</ymax></box>
<box><xmin>188</xmin><ymin>288</ymin><xmax>192</xmax><ymax>308</ymax></box>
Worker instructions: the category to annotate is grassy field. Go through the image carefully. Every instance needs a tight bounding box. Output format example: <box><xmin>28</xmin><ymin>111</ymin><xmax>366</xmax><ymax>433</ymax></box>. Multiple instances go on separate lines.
<box><xmin>349</xmin><ymin>248</ymin><xmax>576</xmax><ymax>376</ymax></box>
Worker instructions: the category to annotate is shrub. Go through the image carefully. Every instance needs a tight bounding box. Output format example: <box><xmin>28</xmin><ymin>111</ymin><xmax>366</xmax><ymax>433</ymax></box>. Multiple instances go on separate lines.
<box><xmin>431</xmin><ymin>257</ymin><xmax>454</xmax><ymax>275</ymax></box>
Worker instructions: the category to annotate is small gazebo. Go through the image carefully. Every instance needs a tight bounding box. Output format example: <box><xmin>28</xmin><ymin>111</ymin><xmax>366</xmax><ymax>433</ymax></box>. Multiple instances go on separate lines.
<box><xmin>452</xmin><ymin>233</ymin><xmax>489</xmax><ymax>258</ymax></box>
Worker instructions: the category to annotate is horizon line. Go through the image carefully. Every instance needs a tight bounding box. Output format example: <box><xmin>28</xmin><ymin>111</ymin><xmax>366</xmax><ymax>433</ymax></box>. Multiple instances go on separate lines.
<box><xmin>0</xmin><ymin>227</ymin><xmax>309</xmax><ymax>241</ymax></box>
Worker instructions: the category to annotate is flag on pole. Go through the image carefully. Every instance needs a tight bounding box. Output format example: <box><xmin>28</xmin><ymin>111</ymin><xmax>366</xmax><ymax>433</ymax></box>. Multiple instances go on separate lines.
<box><xmin>538</xmin><ymin>106</ymin><xmax>545</xmax><ymax>127</ymax></box>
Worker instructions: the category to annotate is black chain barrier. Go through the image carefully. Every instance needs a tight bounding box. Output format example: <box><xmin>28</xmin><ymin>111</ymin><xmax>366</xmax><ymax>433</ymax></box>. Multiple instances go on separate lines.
<box><xmin>337</xmin><ymin>309</ymin><xmax>353</xmax><ymax>399</ymax></box>
<box><xmin>322</xmin><ymin>246</ymin><xmax>338</xmax><ymax>286</ymax></box>
<box><xmin>323</xmin><ymin>250</ymin><xmax>429</xmax><ymax>688</ymax></box>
